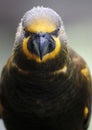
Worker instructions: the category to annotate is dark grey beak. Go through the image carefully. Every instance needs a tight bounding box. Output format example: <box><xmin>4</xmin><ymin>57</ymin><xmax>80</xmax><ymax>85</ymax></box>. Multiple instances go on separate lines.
<box><xmin>27</xmin><ymin>33</ymin><xmax>55</xmax><ymax>60</ymax></box>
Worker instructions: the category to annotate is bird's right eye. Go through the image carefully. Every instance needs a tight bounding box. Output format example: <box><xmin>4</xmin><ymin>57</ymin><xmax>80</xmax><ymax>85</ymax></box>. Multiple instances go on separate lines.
<box><xmin>24</xmin><ymin>29</ymin><xmax>31</xmax><ymax>37</ymax></box>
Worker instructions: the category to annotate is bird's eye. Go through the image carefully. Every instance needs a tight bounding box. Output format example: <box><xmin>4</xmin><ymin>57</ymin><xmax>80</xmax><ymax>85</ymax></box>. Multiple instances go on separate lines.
<box><xmin>51</xmin><ymin>28</ymin><xmax>60</xmax><ymax>37</ymax></box>
<box><xmin>24</xmin><ymin>29</ymin><xmax>31</xmax><ymax>37</ymax></box>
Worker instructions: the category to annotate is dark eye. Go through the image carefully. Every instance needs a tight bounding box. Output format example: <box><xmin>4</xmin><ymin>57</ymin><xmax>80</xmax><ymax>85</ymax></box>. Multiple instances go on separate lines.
<box><xmin>51</xmin><ymin>28</ymin><xmax>59</xmax><ymax>37</ymax></box>
<box><xmin>24</xmin><ymin>29</ymin><xmax>31</xmax><ymax>37</ymax></box>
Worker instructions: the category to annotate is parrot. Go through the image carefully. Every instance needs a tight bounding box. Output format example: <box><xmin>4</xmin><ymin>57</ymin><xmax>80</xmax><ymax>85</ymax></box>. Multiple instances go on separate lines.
<box><xmin>0</xmin><ymin>6</ymin><xmax>91</xmax><ymax>130</ymax></box>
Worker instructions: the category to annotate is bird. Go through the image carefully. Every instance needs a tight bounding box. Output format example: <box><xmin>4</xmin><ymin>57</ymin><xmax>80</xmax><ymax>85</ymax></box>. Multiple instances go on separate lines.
<box><xmin>0</xmin><ymin>6</ymin><xmax>91</xmax><ymax>130</ymax></box>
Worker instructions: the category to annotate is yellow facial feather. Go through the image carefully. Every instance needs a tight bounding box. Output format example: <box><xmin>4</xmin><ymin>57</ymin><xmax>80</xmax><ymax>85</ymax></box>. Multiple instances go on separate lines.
<box><xmin>22</xmin><ymin>37</ymin><xmax>41</xmax><ymax>62</ymax></box>
<box><xmin>22</xmin><ymin>36</ymin><xmax>61</xmax><ymax>63</ymax></box>
<box><xmin>27</xmin><ymin>19</ymin><xmax>56</xmax><ymax>33</ymax></box>
<box><xmin>22</xmin><ymin>18</ymin><xmax>61</xmax><ymax>62</ymax></box>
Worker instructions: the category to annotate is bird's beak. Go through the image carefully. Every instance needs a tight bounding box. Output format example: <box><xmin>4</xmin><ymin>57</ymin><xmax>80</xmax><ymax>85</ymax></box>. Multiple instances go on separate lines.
<box><xmin>38</xmin><ymin>36</ymin><xmax>49</xmax><ymax>60</ymax></box>
<box><xmin>27</xmin><ymin>33</ymin><xmax>55</xmax><ymax>60</ymax></box>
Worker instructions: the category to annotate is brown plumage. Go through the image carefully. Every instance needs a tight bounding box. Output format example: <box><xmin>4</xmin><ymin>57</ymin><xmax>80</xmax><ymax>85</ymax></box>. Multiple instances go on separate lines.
<box><xmin>0</xmin><ymin>6</ymin><xmax>91</xmax><ymax>130</ymax></box>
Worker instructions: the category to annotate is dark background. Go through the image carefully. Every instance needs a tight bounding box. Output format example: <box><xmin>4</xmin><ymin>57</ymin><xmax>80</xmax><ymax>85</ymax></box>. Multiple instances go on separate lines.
<box><xmin>0</xmin><ymin>0</ymin><xmax>92</xmax><ymax>129</ymax></box>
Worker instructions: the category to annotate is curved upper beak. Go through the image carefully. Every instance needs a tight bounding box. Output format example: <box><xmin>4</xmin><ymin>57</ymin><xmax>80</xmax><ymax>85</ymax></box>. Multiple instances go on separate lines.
<box><xmin>27</xmin><ymin>33</ymin><xmax>55</xmax><ymax>60</ymax></box>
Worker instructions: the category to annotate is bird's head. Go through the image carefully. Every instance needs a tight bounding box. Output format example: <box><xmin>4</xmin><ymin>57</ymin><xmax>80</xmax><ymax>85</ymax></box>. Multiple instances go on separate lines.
<box><xmin>13</xmin><ymin>7</ymin><xmax>68</xmax><ymax>71</ymax></box>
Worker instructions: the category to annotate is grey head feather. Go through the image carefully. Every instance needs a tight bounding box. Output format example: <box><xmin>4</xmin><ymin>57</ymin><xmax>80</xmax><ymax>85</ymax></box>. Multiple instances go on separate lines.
<box><xmin>22</xmin><ymin>6</ymin><xmax>63</xmax><ymax>27</ymax></box>
<box><xmin>22</xmin><ymin>6</ymin><xmax>62</xmax><ymax>28</ymax></box>
<box><xmin>14</xmin><ymin>6</ymin><xmax>67</xmax><ymax>47</ymax></box>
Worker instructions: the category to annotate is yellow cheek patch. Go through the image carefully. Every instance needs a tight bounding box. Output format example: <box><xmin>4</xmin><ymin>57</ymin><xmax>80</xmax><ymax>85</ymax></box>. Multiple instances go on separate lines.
<box><xmin>22</xmin><ymin>37</ymin><xmax>41</xmax><ymax>62</ymax></box>
<box><xmin>84</xmin><ymin>106</ymin><xmax>89</xmax><ymax>118</ymax></box>
<box><xmin>22</xmin><ymin>36</ymin><xmax>61</xmax><ymax>63</ymax></box>
<box><xmin>81</xmin><ymin>67</ymin><xmax>90</xmax><ymax>81</ymax></box>
<box><xmin>42</xmin><ymin>37</ymin><xmax>61</xmax><ymax>62</ymax></box>
<box><xmin>27</xmin><ymin>19</ymin><xmax>56</xmax><ymax>33</ymax></box>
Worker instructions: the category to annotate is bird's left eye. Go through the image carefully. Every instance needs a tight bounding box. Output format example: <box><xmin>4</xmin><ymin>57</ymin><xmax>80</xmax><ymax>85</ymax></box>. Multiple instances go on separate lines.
<box><xmin>51</xmin><ymin>28</ymin><xmax>59</xmax><ymax>37</ymax></box>
<box><xmin>24</xmin><ymin>29</ymin><xmax>32</xmax><ymax>37</ymax></box>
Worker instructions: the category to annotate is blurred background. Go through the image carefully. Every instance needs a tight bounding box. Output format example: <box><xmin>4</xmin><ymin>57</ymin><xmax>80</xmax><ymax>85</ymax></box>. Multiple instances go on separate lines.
<box><xmin>0</xmin><ymin>0</ymin><xmax>92</xmax><ymax>129</ymax></box>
